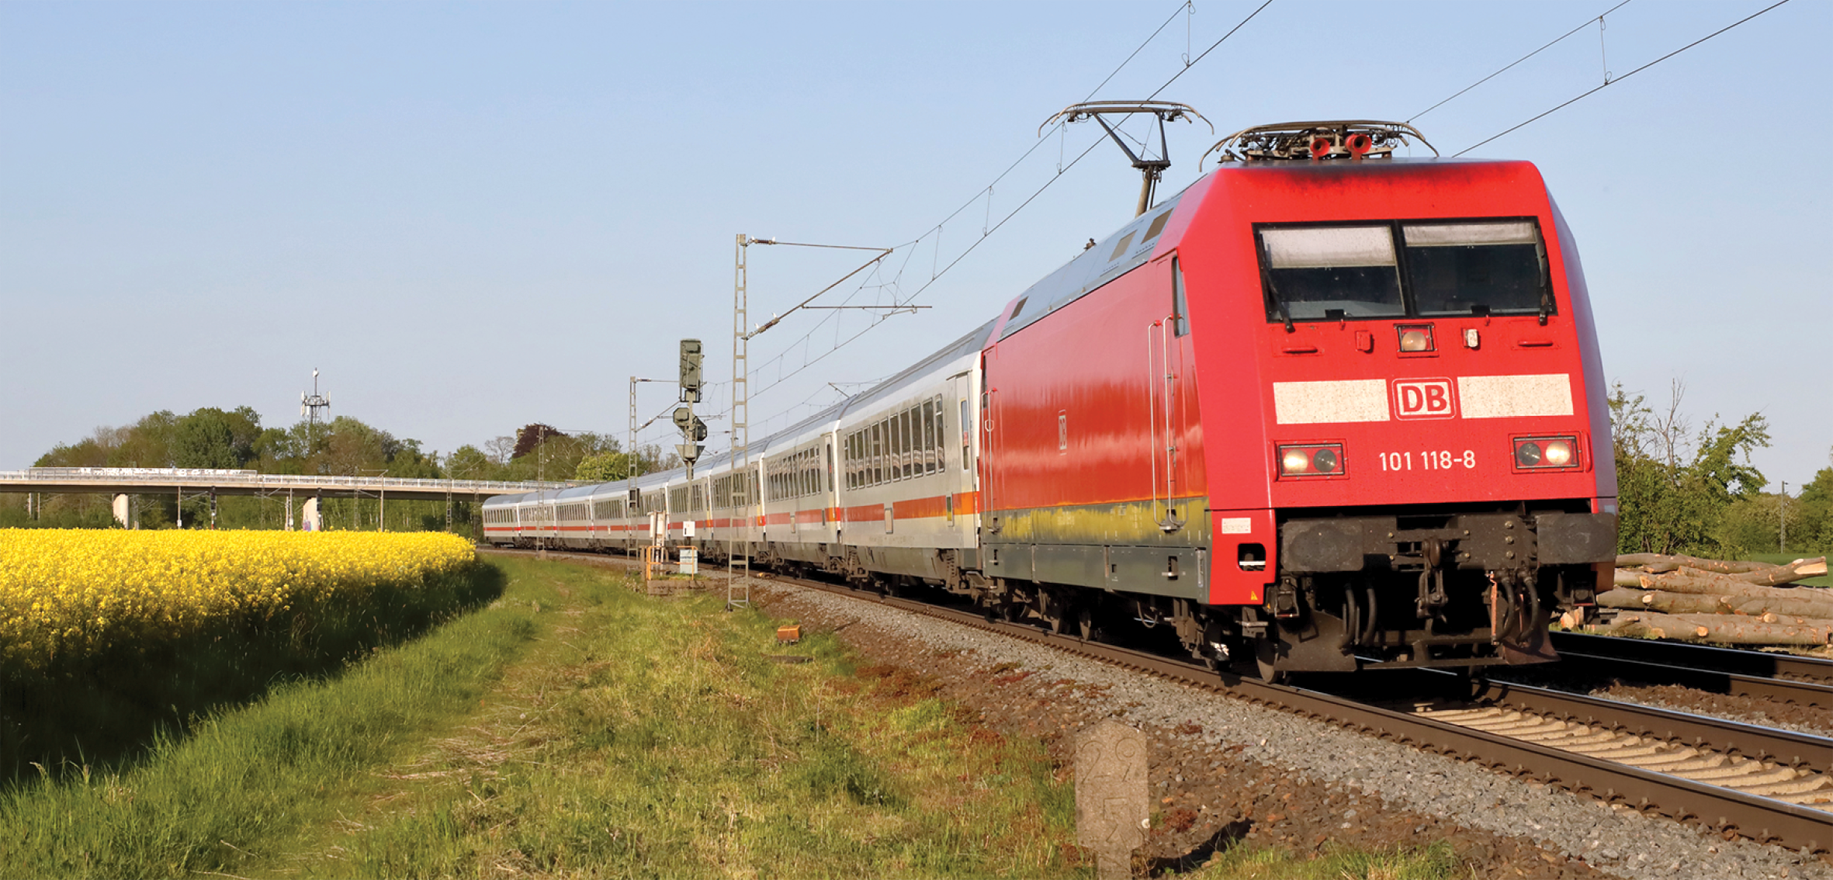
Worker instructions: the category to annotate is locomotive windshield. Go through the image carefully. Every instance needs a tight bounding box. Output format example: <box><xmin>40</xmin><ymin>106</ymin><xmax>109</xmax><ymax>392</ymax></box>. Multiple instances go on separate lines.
<box><xmin>1258</xmin><ymin>225</ymin><xmax>1405</xmax><ymax>320</ymax></box>
<box><xmin>1258</xmin><ymin>219</ymin><xmax>1551</xmax><ymax>323</ymax></box>
<box><xmin>1401</xmin><ymin>221</ymin><xmax>1545</xmax><ymax>316</ymax></box>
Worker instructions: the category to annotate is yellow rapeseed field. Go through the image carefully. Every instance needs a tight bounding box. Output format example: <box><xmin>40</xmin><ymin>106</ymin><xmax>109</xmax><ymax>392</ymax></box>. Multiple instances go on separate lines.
<box><xmin>0</xmin><ymin>529</ymin><xmax>474</xmax><ymax>673</ymax></box>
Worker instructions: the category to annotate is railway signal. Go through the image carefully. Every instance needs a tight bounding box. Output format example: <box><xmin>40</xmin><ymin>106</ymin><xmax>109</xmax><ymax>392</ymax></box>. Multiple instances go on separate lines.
<box><xmin>679</xmin><ymin>339</ymin><xmax>702</xmax><ymax>404</ymax></box>
<box><xmin>677</xmin><ymin>339</ymin><xmax>705</xmax><ymax>476</ymax></box>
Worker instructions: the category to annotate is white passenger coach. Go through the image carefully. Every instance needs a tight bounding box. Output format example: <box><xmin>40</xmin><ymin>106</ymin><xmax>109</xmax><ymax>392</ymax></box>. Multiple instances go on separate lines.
<box><xmin>483</xmin><ymin>323</ymin><xmax>989</xmax><ymax>588</ymax></box>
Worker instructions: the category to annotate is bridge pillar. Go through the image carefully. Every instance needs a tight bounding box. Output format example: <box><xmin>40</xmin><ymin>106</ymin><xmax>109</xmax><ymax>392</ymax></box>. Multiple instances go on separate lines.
<box><xmin>285</xmin><ymin>489</ymin><xmax>295</xmax><ymax>531</ymax></box>
<box><xmin>210</xmin><ymin>490</ymin><xmax>218</xmax><ymax>530</ymax></box>
<box><xmin>112</xmin><ymin>494</ymin><xmax>130</xmax><ymax>529</ymax></box>
<box><xmin>302</xmin><ymin>497</ymin><xmax>321</xmax><ymax>532</ymax></box>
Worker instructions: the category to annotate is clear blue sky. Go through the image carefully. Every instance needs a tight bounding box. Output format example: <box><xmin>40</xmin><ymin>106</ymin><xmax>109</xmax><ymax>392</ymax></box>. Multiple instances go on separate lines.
<box><xmin>3</xmin><ymin>1</ymin><xmax>1827</xmax><ymax>491</ymax></box>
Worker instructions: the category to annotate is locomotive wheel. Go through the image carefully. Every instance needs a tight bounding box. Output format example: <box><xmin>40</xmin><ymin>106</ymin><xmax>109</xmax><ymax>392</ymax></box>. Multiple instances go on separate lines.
<box><xmin>1078</xmin><ymin>608</ymin><xmax>1097</xmax><ymax>641</ymax></box>
<box><xmin>1255</xmin><ymin>638</ymin><xmax>1286</xmax><ymax>684</ymax></box>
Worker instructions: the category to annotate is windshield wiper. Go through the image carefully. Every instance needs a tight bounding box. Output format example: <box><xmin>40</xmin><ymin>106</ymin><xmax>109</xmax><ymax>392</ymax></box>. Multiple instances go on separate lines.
<box><xmin>1536</xmin><ymin>247</ymin><xmax>1553</xmax><ymax>325</ymax></box>
<box><xmin>1257</xmin><ymin>239</ymin><xmax>1296</xmax><ymax>333</ymax></box>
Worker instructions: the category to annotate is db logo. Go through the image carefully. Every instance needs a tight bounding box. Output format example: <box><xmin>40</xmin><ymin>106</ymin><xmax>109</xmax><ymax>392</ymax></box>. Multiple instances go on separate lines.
<box><xmin>1393</xmin><ymin>378</ymin><xmax>1457</xmax><ymax>419</ymax></box>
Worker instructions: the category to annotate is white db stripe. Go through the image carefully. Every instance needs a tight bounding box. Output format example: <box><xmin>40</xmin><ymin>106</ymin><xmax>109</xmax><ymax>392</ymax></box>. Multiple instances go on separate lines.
<box><xmin>1457</xmin><ymin>374</ymin><xmax>1573</xmax><ymax>419</ymax></box>
<box><xmin>1272</xmin><ymin>379</ymin><xmax>1390</xmax><ymax>425</ymax></box>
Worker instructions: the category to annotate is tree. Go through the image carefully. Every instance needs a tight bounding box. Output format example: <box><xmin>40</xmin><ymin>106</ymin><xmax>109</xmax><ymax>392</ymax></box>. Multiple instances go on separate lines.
<box><xmin>172</xmin><ymin>407</ymin><xmax>261</xmax><ymax>470</ymax></box>
<box><xmin>1794</xmin><ymin>465</ymin><xmax>1833</xmax><ymax>551</ymax></box>
<box><xmin>1611</xmin><ymin>382</ymin><xmax>1771</xmax><ymax>556</ymax></box>
<box><xmin>574</xmin><ymin>450</ymin><xmax>629</xmax><ymax>483</ymax></box>
<box><xmin>483</xmin><ymin>435</ymin><xmax>516</xmax><ymax>465</ymax></box>
<box><xmin>512</xmin><ymin>424</ymin><xmax>566</xmax><ymax>460</ymax></box>
<box><xmin>444</xmin><ymin>445</ymin><xmax>497</xmax><ymax>481</ymax></box>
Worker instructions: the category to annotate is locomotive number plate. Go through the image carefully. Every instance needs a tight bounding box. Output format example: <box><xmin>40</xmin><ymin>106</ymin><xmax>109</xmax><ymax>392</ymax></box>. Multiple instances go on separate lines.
<box><xmin>1379</xmin><ymin>450</ymin><xmax>1475</xmax><ymax>471</ymax></box>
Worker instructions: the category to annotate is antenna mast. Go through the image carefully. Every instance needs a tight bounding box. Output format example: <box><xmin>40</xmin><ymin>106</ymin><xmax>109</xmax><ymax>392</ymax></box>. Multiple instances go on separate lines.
<box><xmin>300</xmin><ymin>368</ymin><xmax>331</xmax><ymax>452</ymax></box>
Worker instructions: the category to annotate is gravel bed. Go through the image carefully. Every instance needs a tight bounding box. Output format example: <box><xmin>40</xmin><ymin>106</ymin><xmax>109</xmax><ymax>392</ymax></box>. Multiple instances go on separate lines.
<box><xmin>759</xmin><ymin>580</ymin><xmax>1833</xmax><ymax>880</ymax></box>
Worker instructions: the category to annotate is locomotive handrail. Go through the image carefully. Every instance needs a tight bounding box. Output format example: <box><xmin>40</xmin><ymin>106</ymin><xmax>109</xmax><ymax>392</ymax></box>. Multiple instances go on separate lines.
<box><xmin>1146</xmin><ymin>315</ymin><xmax>1185</xmax><ymax>533</ymax></box>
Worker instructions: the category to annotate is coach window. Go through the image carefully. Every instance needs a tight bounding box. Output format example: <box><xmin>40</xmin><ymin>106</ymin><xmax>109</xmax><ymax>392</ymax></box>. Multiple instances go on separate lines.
<box><xmin>1257</xmin><ymin>224</ymin><xmax>1404</xmax><ymax>321</ymax></box>
<box><xmin>891</xmin><ymin>415</ymin><xmax>901</xmax><ymax>480</ymax></box>
<box><xmin>904</xmin><ymin>408</ymin><xmax>917</xmax><ymax>478</ymax></box>
<box><xmin>871</xmin><ymin>423</ymin><xmax>884</xmax><ymax>485</ymax></box>
<box><xmin>1171</xmin><ymin>257</ymin><xmax>1190</xmax><ymax>337</ymax></box>
<box><xmin>884</xmin><ymin>417</ymin><xmax>896</xmax><ymax>481</ymax></box>
<box><xmin>960</xmin><ymin>398</ymin><xmax>971</xmax><ymax>470</ymax></box>
<box><xmin>920</xmin><ymin>400</ymin><xmax>935</xmax><ymax>474</ymax></box>
<box><xmin>892</xmin><ymin>410</ymin><xmax>905</xmax><ymax>479</ymax></box>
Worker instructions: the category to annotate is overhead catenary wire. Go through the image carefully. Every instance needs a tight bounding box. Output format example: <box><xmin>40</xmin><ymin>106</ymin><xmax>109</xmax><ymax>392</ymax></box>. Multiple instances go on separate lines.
<box><xmin>1454</xmin><ymin>0</ymin><xmax>1793</xmax><ymax>156</ymax></box>
<box><xmin>732</xmin><ymin>0</ymin><xmax>1277</xmax><ymax>439</ymax></box>
<box><xmin>1409</xmin><ymin>0</ymin><xmax>1634</xmax><ymax>124</ymax></box>
<box><xmin>695</xmin><ymin>0</ymin><xmax>1788</xmax><ymax>465</ymax></box>
<box><xmin>740</xmin><ymin>0</ymin><xmax>1196</xmax><ymax>356</ymax></box>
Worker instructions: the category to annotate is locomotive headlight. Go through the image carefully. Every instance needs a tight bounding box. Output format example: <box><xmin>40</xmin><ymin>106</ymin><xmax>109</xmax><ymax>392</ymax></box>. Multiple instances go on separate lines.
<box><xmin>1397</xmin><ymin>324</ymin><xmax>1435</xmax><ymax>353</ymax></box>
<box><xmin>1278</xmin><ymin>443</ymin><xmax>1346</xmax><ymax>478</ymax></box>
<box><xmin>1514</xmin><ymin>441</ymin><xmax>1543</xmax><ymax>468</ymax></box>
<box><xmin>1513</xmin><ymin>435</ymin><xmax>1580</xmax><ymax>470</ymax></box>
<box><xmin>1543</xmin><ymin>439</ymin><xmax>1574</xmax><ymax>466</ymax></box>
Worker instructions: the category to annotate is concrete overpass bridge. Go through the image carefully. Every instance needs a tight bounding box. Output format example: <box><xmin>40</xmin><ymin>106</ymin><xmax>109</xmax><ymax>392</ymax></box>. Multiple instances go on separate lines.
<box><xmin>0</xmin><ymin>467</ymin><xmax>572</xmax><ymax>530</ymax></box>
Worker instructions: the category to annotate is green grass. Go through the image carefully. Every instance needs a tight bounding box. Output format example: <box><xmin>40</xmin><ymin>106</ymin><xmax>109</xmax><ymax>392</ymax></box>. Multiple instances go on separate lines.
<box><xmin>325</xmin><ymin>562</ymin><xmax>1079</xmax><ymax>879</ymax></box>
<box><xmin>1185</xmin><ymin>840</ymin><xmax>1462</xmax><ymax>879</ymax></box>
<box><xmin>0</xmin><ymin>555</ymin><xmax>1481</xmax><ymax>878</ymax></box>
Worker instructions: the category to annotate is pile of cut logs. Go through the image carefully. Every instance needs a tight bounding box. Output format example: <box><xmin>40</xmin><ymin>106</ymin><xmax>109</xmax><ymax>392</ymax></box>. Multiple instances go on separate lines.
<box><xmin>1579</xmin><ymin>553</ymin><xmax>1832</xmax><ymax>647</ymax></box>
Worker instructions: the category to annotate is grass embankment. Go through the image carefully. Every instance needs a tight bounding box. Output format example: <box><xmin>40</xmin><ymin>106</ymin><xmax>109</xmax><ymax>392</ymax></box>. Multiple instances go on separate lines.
<box><xmin>1</xmin><ymin>555</ymin><xmax>1470</xmax><ymax>878</ymax></box>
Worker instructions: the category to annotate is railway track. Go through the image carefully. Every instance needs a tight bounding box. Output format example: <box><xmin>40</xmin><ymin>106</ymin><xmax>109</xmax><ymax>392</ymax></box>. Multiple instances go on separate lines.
<box><xmin>1545</xmin><ymin>630</ymin><xmax>1833</xmax><ymax>709</ymax></box>
<box><xmin>481</xmin><ymin>546</ymin><xmax>1833</xmax><ymax>852</ymax></box>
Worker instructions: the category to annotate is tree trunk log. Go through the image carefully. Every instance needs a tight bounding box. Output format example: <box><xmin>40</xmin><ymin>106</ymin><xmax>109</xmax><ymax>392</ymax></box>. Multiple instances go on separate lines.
<box><xmin>1605</xmin><ymin>611</ymin><xmax>1707</xmax><ymax>640</ymax></box>
<box><xmin>1664</xmin><ymin>613</ymin><xmax>1833</xmax><ymax>646</ymax></box>
<box><xmin>1631</xmin><ymin>571</ymin><xmax>1806</xmax><ymax>599</ymax></box>
<box><xmin>1606</xmin><ymin>611</ymin><xmax>1833</xmax><ymax>645</ymax></box>
<box><xmin>1594</xmin><ymin>589</ymin><xmax>1646</xmax><ymax>609</ymax></box>
<box><xmin>1720</xmin><ymin>594</ymin><xmax>1833</xmax><ymax>621</ymax></box>
<box><xmin>1616</xmin><ymin>553</ymin><xmax>1777</xmax><ymax>574</ymax></box>
<box><xmin>1595</xmin><ymin>589</ymin><xmax>1734</xmax><ymax>614</ymax></box>
<box><xmin>1732</xmin><ymin>557</ymin><xmax>1828</xmax><ymax>586</ymax></box>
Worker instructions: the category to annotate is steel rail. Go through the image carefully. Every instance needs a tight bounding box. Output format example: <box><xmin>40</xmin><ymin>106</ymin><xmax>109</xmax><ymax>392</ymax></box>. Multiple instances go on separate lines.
<box><xmin>480</xmin><ymin>547</ymin><xmax>1833</xmax><ymax>852</ymax></box>
<box><xmin>1551</xmin><ymin>630</ymin><xmax>1833</xmax><ymax>687</ymax></box>
<box><xmin>1487</xmin><ymin>679</ymin><xmax>1832</xmax><ymax>769</ymax></box>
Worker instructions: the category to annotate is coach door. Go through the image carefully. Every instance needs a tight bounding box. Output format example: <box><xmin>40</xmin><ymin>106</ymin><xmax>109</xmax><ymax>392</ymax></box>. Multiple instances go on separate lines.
<box><xmin>949</xmin><ymin>372</ymin><xmax>973</xmax><ymax>528</ymax></box>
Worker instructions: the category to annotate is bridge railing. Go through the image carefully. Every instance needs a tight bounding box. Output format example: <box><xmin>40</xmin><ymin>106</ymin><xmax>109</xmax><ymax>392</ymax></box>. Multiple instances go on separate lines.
<box><xmin>0</xmin><ymin>468</ymin><xmax>574</xmax><ymax>494</ymax></box>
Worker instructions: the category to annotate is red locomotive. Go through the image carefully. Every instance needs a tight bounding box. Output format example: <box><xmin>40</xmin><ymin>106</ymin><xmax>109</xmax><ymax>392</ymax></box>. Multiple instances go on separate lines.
<box><xmin>486</xmin><ymin>121</ymin><xmax>1617</xmax><ymax>677</ymax></box>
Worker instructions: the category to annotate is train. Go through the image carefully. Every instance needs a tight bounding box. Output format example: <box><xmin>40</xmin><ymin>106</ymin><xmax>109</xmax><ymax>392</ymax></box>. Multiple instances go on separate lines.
<box><xmin>484</xmin><ymin>120</ymin><xmax>1618</xmax><ymax>678</ymax></box>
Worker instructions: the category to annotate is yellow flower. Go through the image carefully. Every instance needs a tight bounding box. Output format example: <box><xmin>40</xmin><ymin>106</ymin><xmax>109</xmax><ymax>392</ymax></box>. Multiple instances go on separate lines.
<box><xmin>0</xmin><ymin>530</ymin><xmax>474</xmax><ymax>673</ymax></box>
